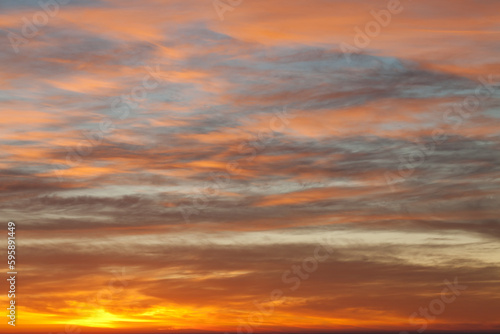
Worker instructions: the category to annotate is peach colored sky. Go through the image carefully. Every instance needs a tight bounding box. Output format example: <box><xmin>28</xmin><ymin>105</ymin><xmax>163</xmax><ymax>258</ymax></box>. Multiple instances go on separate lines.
<box><xmin>0</xmin><ymin>0</ymin><xmax>499</xmax><ymax>332</ymax></box>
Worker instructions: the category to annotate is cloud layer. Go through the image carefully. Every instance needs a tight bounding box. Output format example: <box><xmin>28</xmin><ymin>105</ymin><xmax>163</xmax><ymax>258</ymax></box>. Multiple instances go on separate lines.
<box><xmin>0</xmin><ymin>0</ymin><xmax>499</xmax><ymax>332</ymax></box>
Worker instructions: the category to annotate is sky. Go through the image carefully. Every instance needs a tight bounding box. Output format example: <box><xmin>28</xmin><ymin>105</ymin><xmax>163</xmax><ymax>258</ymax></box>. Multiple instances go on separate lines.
<box><xmin>0</xmin><ymin>0</ymin><xmax>499</xmax><ymax>333</ymax></box>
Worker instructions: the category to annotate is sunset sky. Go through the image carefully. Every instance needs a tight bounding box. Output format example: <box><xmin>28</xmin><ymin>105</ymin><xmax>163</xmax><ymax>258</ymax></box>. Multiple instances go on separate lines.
<box><xmin>1</xmin><ymin>0</ymin><xmax>500</xmax><ymax>333</ymax></box>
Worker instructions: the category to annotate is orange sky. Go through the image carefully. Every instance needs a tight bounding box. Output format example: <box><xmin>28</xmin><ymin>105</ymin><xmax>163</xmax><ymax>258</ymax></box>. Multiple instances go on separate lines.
<box><xmin>1</xmin><ymin>0</ymin><xmax>500</xmax><ymax>333</ymax></box>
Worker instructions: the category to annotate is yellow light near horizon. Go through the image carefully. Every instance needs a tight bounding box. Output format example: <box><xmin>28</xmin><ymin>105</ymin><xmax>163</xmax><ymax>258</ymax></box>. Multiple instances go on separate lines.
<box><xmin>66</xmin><ymin>309</ymin><xmax>123</xmax><ymax>328</ymax></box>
<box><xmin>64</xmin><ymin>308</ymin><xmax>152</xmax><ymax>328</ymax></box>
